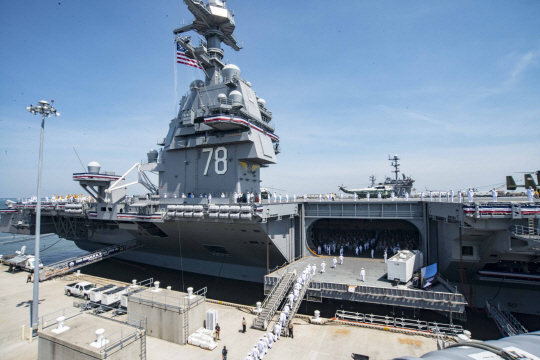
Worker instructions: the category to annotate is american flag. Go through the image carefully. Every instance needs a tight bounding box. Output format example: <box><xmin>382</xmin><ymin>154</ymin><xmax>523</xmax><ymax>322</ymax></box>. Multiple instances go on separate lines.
<box><xmin>177</xmin><ymin>43</ymin><xmax>202</xmax><ymax>69</ymax></box>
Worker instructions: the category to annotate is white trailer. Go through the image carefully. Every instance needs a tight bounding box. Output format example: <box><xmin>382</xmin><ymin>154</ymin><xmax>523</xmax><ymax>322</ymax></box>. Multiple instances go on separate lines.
<box><xmin>101</xmin><ymin>286</ymin><xmax>128</xmax><ymax>306</ymax></box>
<box><xmin>89</xmin><ymin>284</ymin><xmax>117</xmax><ymax>303</ymax></box>
<box><xmin>387</xmin><ymin>250</ymin><xmax>423</xmax><ymax>284</ymax></box>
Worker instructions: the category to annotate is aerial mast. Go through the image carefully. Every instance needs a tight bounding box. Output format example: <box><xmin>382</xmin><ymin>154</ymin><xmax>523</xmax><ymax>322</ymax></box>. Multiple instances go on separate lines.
<box><xmin>389</xmin><ymin>155</ymin><xmax>400</xmax><ymax>181</ymax></box>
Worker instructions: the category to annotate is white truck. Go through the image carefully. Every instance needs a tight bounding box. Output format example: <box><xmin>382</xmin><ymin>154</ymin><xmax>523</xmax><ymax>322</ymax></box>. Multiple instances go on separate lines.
<box><xmin>65</xmin><ymin>281</ymin><xmax>96</xmax><ymax>299</ymax></box>
<box><xmin>387</xmin><ymin>250</ymin><xmax>423</xmax><ymax>284</ymax></box>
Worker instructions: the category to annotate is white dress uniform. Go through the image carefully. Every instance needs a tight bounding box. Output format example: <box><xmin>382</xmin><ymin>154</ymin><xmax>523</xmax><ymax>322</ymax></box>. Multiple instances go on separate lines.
<box><xmin>293</xmin><ymin>288</ymin><xmax>299</xmax><ymax>301</ymax></box>
<box><xmin>321</xmin><ymin>261</ymin><xmax>326</xmax><ymax>273</ymax></box>
<box><xmin>288</xmin><ymin>293</ymin><xmax>294</xmax><ymax>307</ymax></box>
<box><xmin>319</xmin><ymin>194</ymin><xmax>322</xmax><ymax>202</ymax></box>
<box><xmin>246</xmin><ymin>353</ymin><xmax>253</xmax><ymax>360</ymax></box>
<box><xmin>384</xmin><ymin>250</ymin><xmax>387</xmax><ymax>263</ymax></box>
<box><xmin>293</xmin><ymin>193</ymin><xmax>296</xmax><ymax>202</ymax></box>
<box><xmin>279</xmin><ymin>194</ymin><xmax>282</xmax><ymax>203</ymax></box>
<box><xmin>312</xmin><ymin>264</ymin><xmax>316</xmax><ymax>276</ymax></box>
<box><xmin>340</xmin><ymin>192</ymin><xmax>343</xmax><ymax>201</ymax></box>
<box><xmin>421</xmin><ymin>192</ymin><xmax>424</xmax><ymax>200</ymax></box>
<box><xmin>252</xmin><ymin>346</ymin><xmax>260</xmax><ymax>360</ymax></box>
<box><xmin>405</xmin><ymin>192</ymin><xmax>409</xmax><ymax>201</ymax></box>
<box><xmin>467</xmin><ymin>188</ymin><xmax>474</xmax><ymax>203</ymax></box>
<box><xmin>429</xmin><ymin>191</ymin><xmax>433</xmax><ymax>201</ymax></box>
<box><xmin>391</xmin><ymin>192</ymin><xmax>395</xmax><ymax>201</ymax></box>
<box><xmin>258</xmin><ymin>339</ymin><xmax>265</xmax><ymax>358</ymax></box>
<box><xmin>360</xmin><ymin>268</ymin><xmax>366</xmax><ymax>282</ymax></box>
<box><xmin>339</xmin><ymin>254</ymin><xmax>344</xmax><ymax>265</ymax></box>
<box><xmin>450</xmin><ymin>190</ymin><xmax>454</xmax><ymax>202</ymax></box>
<box><xmin>318</xmin><ymin>246</ymin><xmax>321</xmax><ymax>255</ymax></box>
<box><xmin>371</xmin><ymin>249</ymin><xmax>374</xmax><ymax>258</ymax></box>
<box><xmin>527</xmin><ymin>187</ymin><xmax>534</xmax><ymax>202</ymax></box>
<box><xmin>279</xmin><ymin>312</ymin><xmax>286</xmax><ymax>327</ymax></box>
<box><xmin>332</xmin><ymin>257</ymin><xmax>337</xmax><ymax>268</ymax></box>
<box><xmin>268</xmin><ymin>332</ymin><xmax>274</xmax><ymax>348</ymax></box>
<box><xmin>286</xmin><ymin>194</ymin><xmax>289</xmax><ymax>202</ymax></box>
<box><xmin>263</xmin><ymin>335</ymin><xmax>269</xmax><ymax>353</ymax></box>
<box><xmin>438</xmin><ymin>192</ymin><xmax>442</xmax><ymax>202</ymax></box>
<box><xmin>274</xmin><ymin>324</ymin><xmax>281</xmax><ymax>340</ymax></box>
<box><xmin>366</xmin><ymin>193</ymin><xmax>369</xmax><ymax>201</ymax></box>
<box><xmin>491</xmin><ymin>189</ymin><xmax>497</xmax><ymax>202</ymax></box>
<box><xmin>378</xmin><ymin>193</ymin><xmax>382</xmax><ymax>201</ymax></box>
<box><xmin>274</xmin><ymin>192</ymin><xmax>277</xmax><ymax>203</ymax></box>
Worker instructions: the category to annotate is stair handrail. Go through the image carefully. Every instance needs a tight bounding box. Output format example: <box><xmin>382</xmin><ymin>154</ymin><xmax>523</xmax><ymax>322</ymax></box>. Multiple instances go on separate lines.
<box><xmin>281</xmin><ymin>270</ymin><xmax>314</xmax><ymax>336</ymax></box>
<box><xmin>253</xmin><ymin>269</ymin><xmax>296</xmax><ymax>330</ymax></box>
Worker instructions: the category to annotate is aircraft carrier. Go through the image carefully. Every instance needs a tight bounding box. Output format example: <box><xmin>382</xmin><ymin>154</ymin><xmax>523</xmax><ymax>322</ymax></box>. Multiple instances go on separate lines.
<box><xmin>1</xmin><ymin>0</ymin><xmax>540</xmax><ymax>317</ymax></box>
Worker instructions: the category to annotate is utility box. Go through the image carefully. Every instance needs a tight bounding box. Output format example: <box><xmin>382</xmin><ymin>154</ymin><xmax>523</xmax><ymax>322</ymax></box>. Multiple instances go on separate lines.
<box><xmin>387</xmin><ymin>250</ymin><xmax>423</xmax><ymax>284</ymax></box>
<box><xmin>206</xmin><ymin>309</ymin><xmax>218</xmax><ymax>331</ymax></box>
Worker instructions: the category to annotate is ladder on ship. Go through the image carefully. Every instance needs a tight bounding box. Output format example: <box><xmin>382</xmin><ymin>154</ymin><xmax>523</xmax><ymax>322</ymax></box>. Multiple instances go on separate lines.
<box><xmin>252</xmin><ymin>270</ymin><xmax>297</xmax><ymax>331</ymax></box>
<box><xmin>486</xmin><ymin>301</ymin><xmax>528</xmax><ymax>337</ymax></box>
<box><xmin>39</xmin><ymin>239</ymin><xmax>144</xmax><ymax>281</ymax></box>
<box><xmin>281</xmin><ymin>271</ymin><xmax>314</xmax><ymax>336</ymax></box>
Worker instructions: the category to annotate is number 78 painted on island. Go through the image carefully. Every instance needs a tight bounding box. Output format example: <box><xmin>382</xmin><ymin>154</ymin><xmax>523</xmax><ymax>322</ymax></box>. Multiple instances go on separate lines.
<box><xmin>202</xmin><ymin>147</ymin><xmax>228</xmax><ymax>175</ymax></box>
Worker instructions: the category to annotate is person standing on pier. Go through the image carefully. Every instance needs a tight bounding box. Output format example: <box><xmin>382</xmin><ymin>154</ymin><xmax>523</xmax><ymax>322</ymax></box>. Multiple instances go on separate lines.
<box><xmin>245</xmin><ymin>352</ymin><xmax>253</xmax><ymax>360</ymax></box>
<box><xmin>360</xmin><ymin>268</ymin><xmax>366</xmax><ymax>282</ymax></box>
<box><xmin>288</xmin><ymin>322</ymin><xmax>294</xmax><ymax>339</ymax></box>
<box><xmin>384</xmin><ymin>249</ymin><xmax>387</xmax><ymax>263</ymax></box>
<box><xmin>252</xmin><ymin>345</ymin><xmax>260</xmax><ymax>360</ymax></box>
<box><xmin>242</xmin><ymin>317</ymin><xmax>247</xmax><ymax>333</ymax></box>
<box><xmin>215</xmin><ymin>323</ymin><xmax>221</xmax><ymax>340</ymax></box>
<box><xmin>267</xmin><ymin>331</ymin><xmax>274</xmax><ymax>349</ymax></box>
<box><xmin>222</xmin><ymin>346</ymin><xmax>228</xmax><ymax>360</ymax></box>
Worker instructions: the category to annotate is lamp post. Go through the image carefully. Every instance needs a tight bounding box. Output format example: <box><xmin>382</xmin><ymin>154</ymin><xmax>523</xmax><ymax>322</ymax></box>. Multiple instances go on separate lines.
<box><xmin>25</xmin><ymin>100</ymin><xmax>59</xmax><ymax>334</ymax></box>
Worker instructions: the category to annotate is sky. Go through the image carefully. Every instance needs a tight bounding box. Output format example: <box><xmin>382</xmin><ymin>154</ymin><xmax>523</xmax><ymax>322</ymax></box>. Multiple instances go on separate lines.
<box><xmin>1</xmin><ymin>0</ymin><xmax>539</xmax><ymax>198</ymax></box>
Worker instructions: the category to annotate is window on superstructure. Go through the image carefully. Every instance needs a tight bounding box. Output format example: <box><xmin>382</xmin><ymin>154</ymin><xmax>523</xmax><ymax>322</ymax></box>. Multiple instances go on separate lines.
<box><xmin>462</xmin><ymin>246</ymin><xmax>474</xmax><ymax>256</ymax></box>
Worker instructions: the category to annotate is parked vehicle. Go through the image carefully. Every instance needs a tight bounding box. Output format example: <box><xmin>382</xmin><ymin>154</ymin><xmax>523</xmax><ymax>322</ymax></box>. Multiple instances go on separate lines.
<box><xmin>65</xmin><ymin>281</ymin><xmax>96</xmax><ymax>299</ymax></box>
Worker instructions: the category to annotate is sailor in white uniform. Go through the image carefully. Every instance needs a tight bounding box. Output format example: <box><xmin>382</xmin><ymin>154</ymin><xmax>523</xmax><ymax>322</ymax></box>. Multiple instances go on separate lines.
<box><xmin>391</xmin><ymin>192</ymin><xmax>395</xmax><ymax>201</ymax></box>
<box><xmin>450</xmin><ymin>189</ymin><xmax>454</xmax><ymax>202</ymax></box>
<box><xmin>321</xmin><ymin>261</ymin><xmax>326</xmax><ymax>273</ymax></box>
<box><xmin>339</xmin><ymin>254</ymin><xmax>344</xmax><ymax>265</ymax></box>
<box><xmin>491</xmin><ymin>188</ymin><xmax>497</xmax><ymax>202</ymax></box>
<box><xmin>246</xmin><ymin>352</ymin><xmax>253</xmax><ymax>360</ymax></box>
<box><xmin>304</xmin><ymin>194</ymin><xmax>307</xmax><ymax>201</ymax></box>
<box><xmin>283</xmin><ymin>304</ymin><xmax>290</xmax><ymax>317</ymax></box>
<box><xmin>467</xmin><ymin>188</ymin><xmax>474</xmax><ymax>203</ymax></box>
<box><xmin>288</xmin><ymin>292</ymin><xmax>294</xmax><ymax>308</ymax></box>
<box><xmin>274</xmin><ymin>323</ymin><xmax>281</xmax><ymax>340</ymax></box>
<box><xmin>332</xmin><ymin>257</ymin><xmax>337</xmax><ymax>268</ymax></box>
<box><xmin>378</xmin><ymin>193</ymin><xmax>382</xmax><ymax>201</ymax></box>
<box><xmin>258</xmin><ymin>338</ymin><xmax>266</xmax><ymax>358</ymax></box>
<box><xmin>459</xmin><ymin>191</ymin><xmax>463</xmax><ymax>203</ymax></box>
<box><xmin>267</xmin><ymin>332</ymin><xmax>275</xmax><ymax>349</ymax></box>
<box><xmin>384</xmin><ymin>249</ymin><xmax>387</xmax><ymax>263</ymax></box>
<box><xmin>360</xmin><ymin>268</ymin><xmax>366</xmax><ymax>282</ymax></box>
<box><xmin>262</xmin><ymin>335</ymin><xmax>269</xmax><ymax>354</ymax></box>
<box><xmin>527</xmin><ymin>187</ymin><xmax>534</xmax><ymax>202</ymax></box>
<box><xmin>312</xmin><ymin>264</ymin><xmax>316</xmax><ymax>276</ymax></box>
<box><xmin>405</xmin><ymin>192</ymin><xmax>409</xmax><ymax>201</ymax></box>
<box><xmin>340</xmin><ymin>192</ymin><xmax>343</xmax><ymax>201</ymax></box>
<box><xmin>279</xmin><ymin>194</ymin><xmax>282</xmax><ymax>203</ymax></box>
<box><xmin>429</xmin><ymin>191</ymin><xmax>433</xmax><ymax>201</ymax></box>
<box><xmin>279</xmin><ymin>312</ymin><xmax>287</xmax><ymax>327</ymax></box>
<box><xmin>366</xmin><ymin>192</ymin><xmax>369</xmax><ymax>201</ymax></box>
<box><xmin>293</xmin><ymin>193</ymin><xmax>296</xmax><ymax>202</ymax></box>
<box><xmin>274</xmin><ymin>192</ymin><xmax>277</xmax><ymax>203</ymax></box>
<box><xmin>438</xmin><ymin>192</ymin><xmax>442</xmax><ymax>202</ymax></box>
<box><xmin>446</xmin><ymin>191</ymin><xmax>449</xmax><ymax>202</ymax></box>
<box><xmin>252</xmin><ymin>346</ymin><xmax>260</xmax><ymax>360</ymax></box>
<box><xmin>319</xmin><ymin>194</ymin><xmax>322</xmax><ymax>202</ymax></box>
<box><xmin>286</xmin><ymin>194</ymin><xmax>289</xmax><ymax>202</ymax></box>
<box><xmin>293</xmin><ymin>287</ymin><xmax>299</xmax><ymax>302</ymax></box>
<box><xmin>355</xmin><ymin>246</ymin><xmax>359</xmax><ymax>256</ymax></box>
<box><xmin>421</xmin><ymin>192</ymin><xmax>425</xmax><ymax>201</ymax></box>
<box><xmin>371</xmin><ymin>249</ymin><xmax>374</xmax><ymax>258</ymax></box>
<box><xmin>317</xmin><ymin>245</ymin><xmax>321</xmax><ymax>255</ymax></box>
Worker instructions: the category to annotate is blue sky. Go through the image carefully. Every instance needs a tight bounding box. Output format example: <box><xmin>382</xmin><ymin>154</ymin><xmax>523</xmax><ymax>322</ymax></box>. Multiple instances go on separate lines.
<box><xmin>1</xmin><ymin>0</ymin><xmax>539</xmax><ymax>198</ymax></box>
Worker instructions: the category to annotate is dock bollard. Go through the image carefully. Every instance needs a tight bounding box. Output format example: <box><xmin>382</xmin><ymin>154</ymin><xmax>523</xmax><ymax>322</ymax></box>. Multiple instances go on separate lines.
<box><xmin>254</xmin><ymin>302</ymin><xmax>262</xmax><ymax>314</ymax></box>
<box><xmin>312</xmin><ymin>310</ymin><xmax>322</xmax><ymax>324</ymax></box>
<box><xmin>22</xmin><ymin>325</ymin><xmax>25</xmax><ymax>340</ymax></box>
<box><xmin>28</xmin><ymin>327</ymin><xmax>32</xmax><ymax>343</ymax></box>
<box><xmin>152</xmin><ymin>281</ymin><xmax>161</xmax><ymax>292</ymax></box>
<box><xmin>167</xmin><ymin>286</ymin><xmax>171</xmax><ymax>290</ymax></box>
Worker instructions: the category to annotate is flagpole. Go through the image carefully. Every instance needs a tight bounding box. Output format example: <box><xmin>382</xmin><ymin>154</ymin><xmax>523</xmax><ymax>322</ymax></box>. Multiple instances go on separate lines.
<box><xmin>174</xmin><ymin>42</ymin><xmax>178</xmax><ymax>117</ymax></box>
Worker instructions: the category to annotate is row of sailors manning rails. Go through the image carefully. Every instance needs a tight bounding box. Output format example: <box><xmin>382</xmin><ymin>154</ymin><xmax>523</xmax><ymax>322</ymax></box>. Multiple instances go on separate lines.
<box><xmin>318</xmin><ymin>238</ymin><xmax>399</xmax><ymax>259</ymax></box>
<box><xmin>16</xmin><ymin>187</ymin><xmax>535</xmax><ymax>206</ymax></box>
<box><xmin>317</xmin><ymin>244</ymin><xmax>390</xmax><ymax>279</ymax></box>
<box><xmin>247</xmin><ymin>265</ymin><xmax>314</xmax><ymax>360</ymax></box>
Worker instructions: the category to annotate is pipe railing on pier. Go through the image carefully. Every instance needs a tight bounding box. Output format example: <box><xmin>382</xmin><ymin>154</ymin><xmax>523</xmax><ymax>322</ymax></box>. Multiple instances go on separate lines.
<box><xmin>335</xmin><ymin>310</ymin><xmax>463</xmax><ymax>336</ymax></box>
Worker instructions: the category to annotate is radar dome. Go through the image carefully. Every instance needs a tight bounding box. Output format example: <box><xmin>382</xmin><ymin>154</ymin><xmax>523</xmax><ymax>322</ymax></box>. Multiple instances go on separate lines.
<box><xmin>246</xmin><ymin>81</ymin><xmax>252</xmax><ymax>87</ymax></box>
<box><xmin>147</xmin><ymin>149</ymin><xmax>158</xmax><ymax>163</ymax></box>
<box><xmin>189</xmin><ymin>79</ymin><xmax>204</xmax><ymax>90</ymax></box>
<box><xmin>257</xmin><ymin>98</ymin><xmax>266</xmax><ymax>107</ymax></box>
<box><xmin>221</xmin><ymin>64</ymin><xmax>241</xmax><ymax>80</ymax></box>
<box><xmin>217</xmin><ymin>93</ymin><xmax>227</xmax><ymax>101</ymax></box>
<box><xmin>229</xmin><ymin>90</ymin><xmax>243</xmax><ymax>104</ymax></box>
<box><xmin>87</xmin><ymin>161</ymin><xmax>101</xmax><ymax>174</ymax></box>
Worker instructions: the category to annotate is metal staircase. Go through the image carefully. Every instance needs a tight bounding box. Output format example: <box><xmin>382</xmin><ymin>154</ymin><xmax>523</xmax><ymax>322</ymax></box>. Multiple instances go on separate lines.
<box><xmin>281</xmin><ymin>271</ymin><xmax>314</xmax><ymax>336</ymax></box>
<box><xmin>486</xmin><ymin>301</ymin><xmax>528</xmax><ymax>337</ymax></box>
<box><xmin>253</xmin><ymin>269</ymin><xmax>297</xmax><ymax>331</ymax></box>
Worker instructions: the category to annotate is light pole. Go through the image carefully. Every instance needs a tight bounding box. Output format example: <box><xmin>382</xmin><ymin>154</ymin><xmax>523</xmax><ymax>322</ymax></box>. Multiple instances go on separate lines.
<box><xmin>25</xmin><ymin>100</ymin><xmax>59</xmax><ymax>334</ymax></box>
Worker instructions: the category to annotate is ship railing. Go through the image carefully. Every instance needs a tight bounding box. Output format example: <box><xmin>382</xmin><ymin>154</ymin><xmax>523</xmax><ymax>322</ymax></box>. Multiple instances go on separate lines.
<box><xmin>335</xmin><ymin>310</ymin><xmax>463</xmax><ymax>336</ymax></box>
<box><xmin>509</xmin><ymin>224</ymin><xmax>540</xmax><ymax>237</ymax></box>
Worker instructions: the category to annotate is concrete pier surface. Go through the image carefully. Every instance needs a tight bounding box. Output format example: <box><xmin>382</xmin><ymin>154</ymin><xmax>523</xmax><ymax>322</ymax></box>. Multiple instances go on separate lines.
<box><xmin>0</xmin><ymin>268</ymin><xmax>438</xmax><ymax>360</ymax></box>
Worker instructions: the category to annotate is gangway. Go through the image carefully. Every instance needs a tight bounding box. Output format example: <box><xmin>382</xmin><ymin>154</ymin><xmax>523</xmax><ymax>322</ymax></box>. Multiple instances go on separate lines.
<box><xmin>39</xmin><ymin>239</ymin><xmax>143</xmax><ymax>281</ymax></box>
<box><xmin>486</xmin><ymin>301</ymin><xmax>528</xmax><ymax>337</ymax></box>
<box><xmin>253</xmin><ymin>269</ymin><xmax>297</xmax><ymax>330</ymax></box>
<box><xmin>281</xmin><ymin>271</ymin><xmax>314</xmax><ymax>336</ymax></box>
